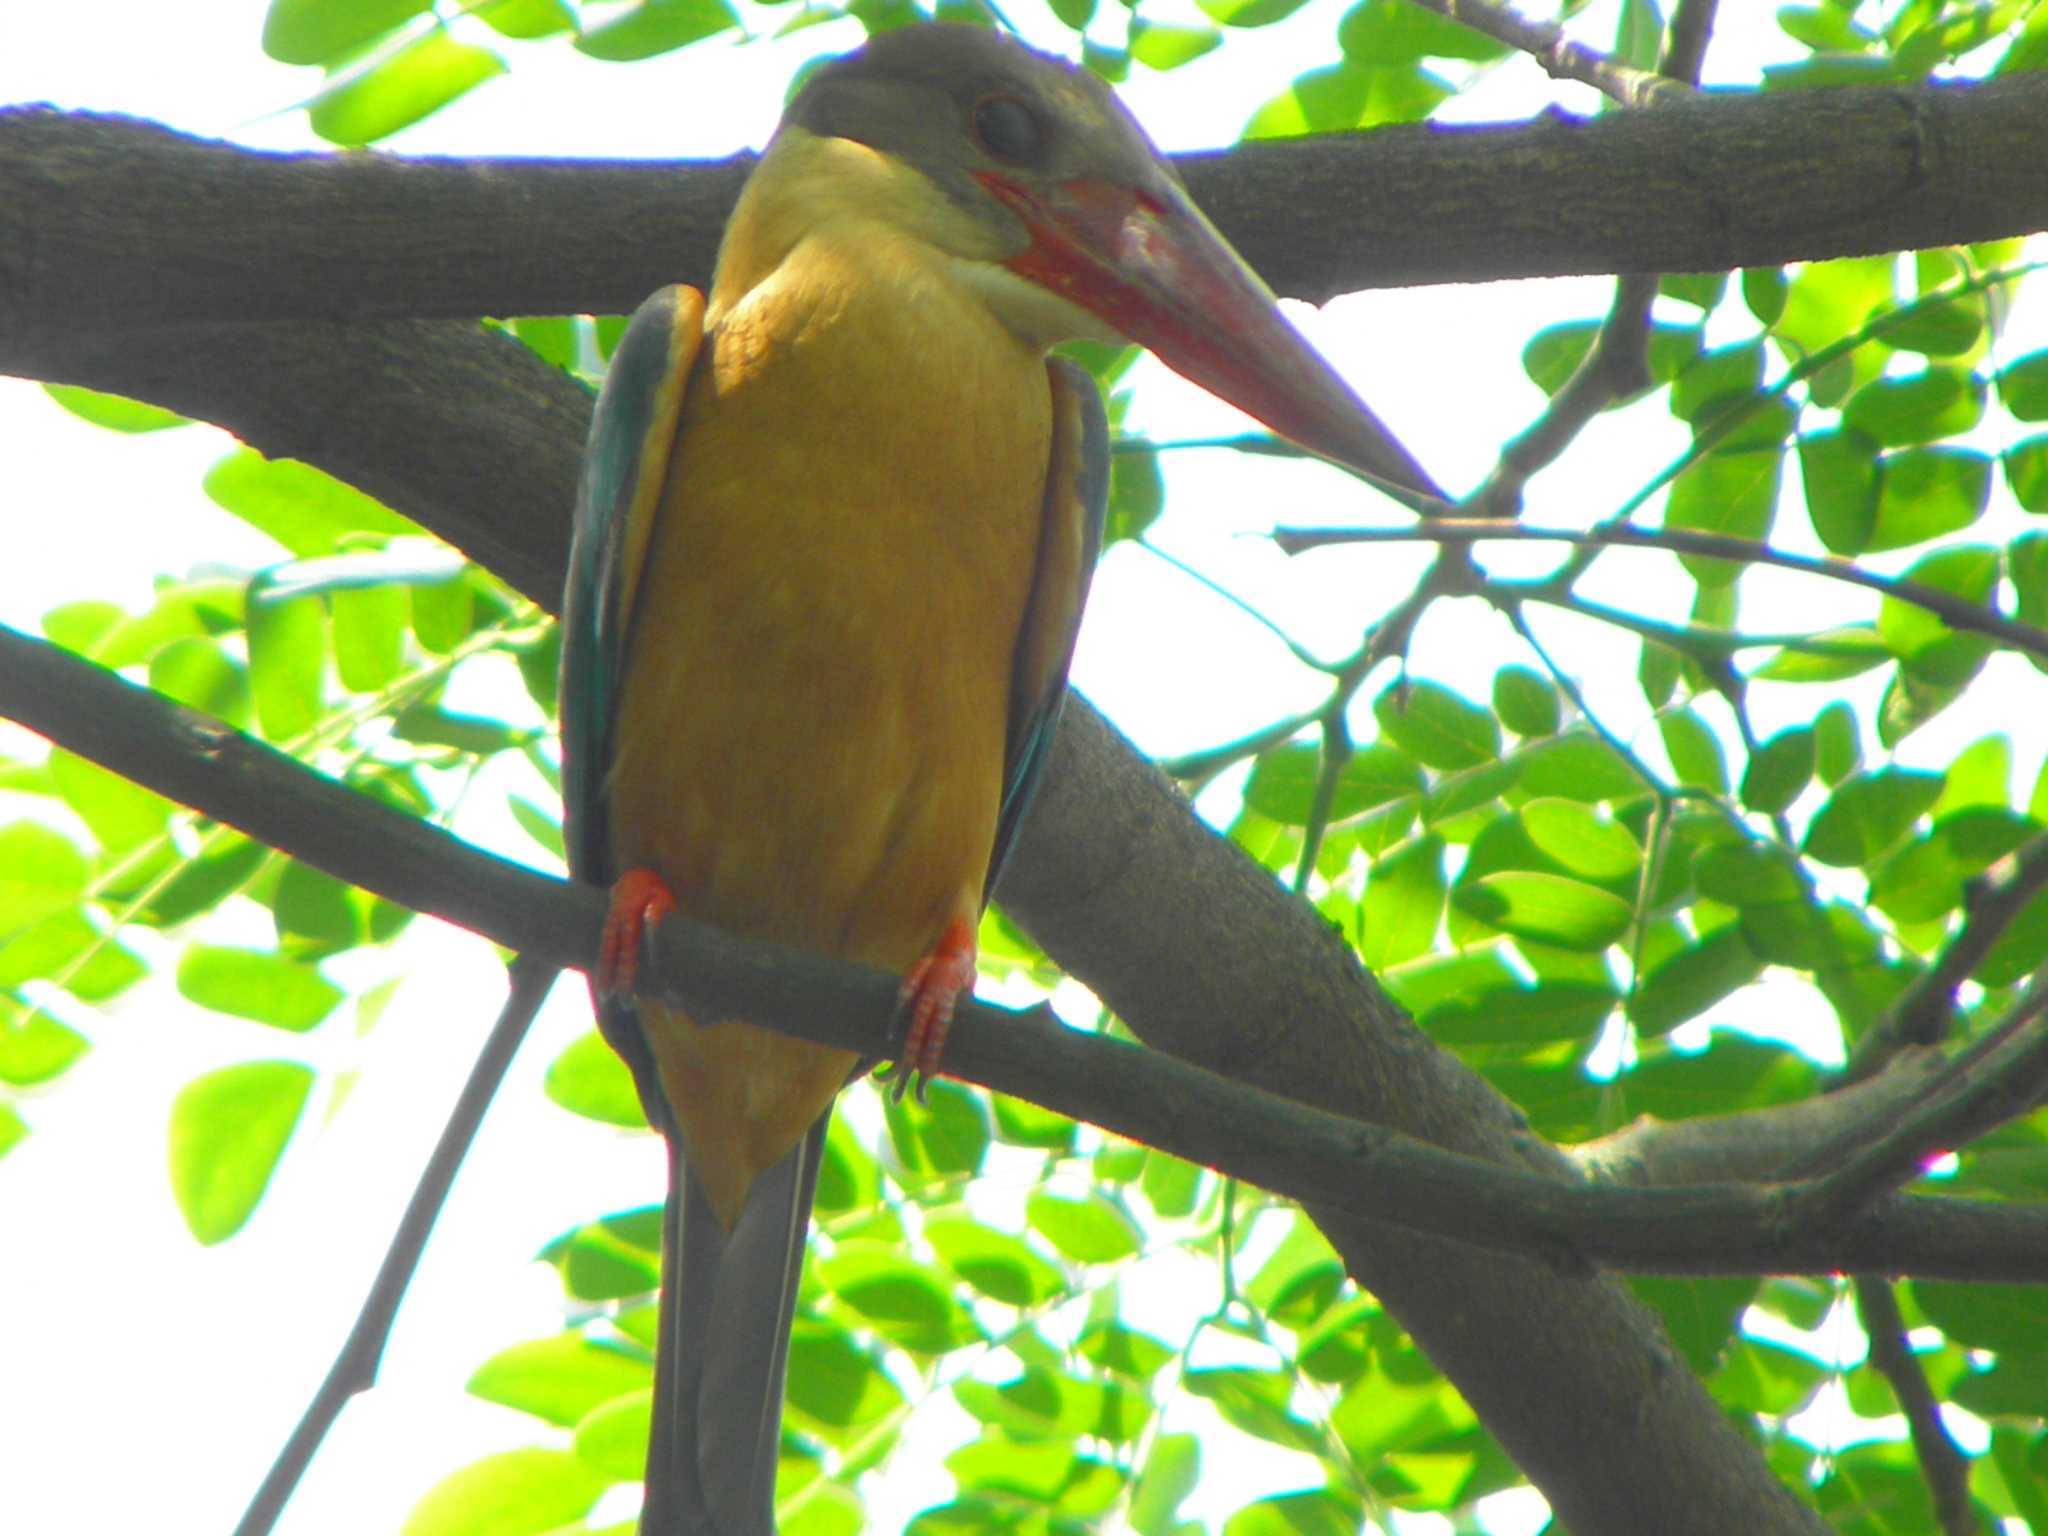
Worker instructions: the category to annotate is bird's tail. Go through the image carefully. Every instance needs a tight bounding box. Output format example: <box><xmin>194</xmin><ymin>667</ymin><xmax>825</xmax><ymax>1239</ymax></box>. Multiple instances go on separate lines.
<box><xmin>642</xmin><ymin>1117</ymin><xmax>827</xmax><ymax>1536</ymax></box>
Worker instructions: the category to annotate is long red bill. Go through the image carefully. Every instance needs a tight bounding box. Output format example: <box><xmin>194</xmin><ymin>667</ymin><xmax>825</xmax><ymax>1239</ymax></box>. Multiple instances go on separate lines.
<box><xmin>980</xmin><ymin>169</ymin><xmax>1443</xmax><ymax>506</ymax></box>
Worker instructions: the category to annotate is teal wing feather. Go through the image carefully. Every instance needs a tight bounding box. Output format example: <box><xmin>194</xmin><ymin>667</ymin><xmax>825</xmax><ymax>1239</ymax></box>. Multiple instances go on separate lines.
<box><xmin>560</xmin><ymin>284</ymin><xmax>700</xmax><ymax>900</ymax></box>
<box><xmin>986</xmin><ymin>355</ymin><xmax>1109</xmax><ymax>901</ymax></box>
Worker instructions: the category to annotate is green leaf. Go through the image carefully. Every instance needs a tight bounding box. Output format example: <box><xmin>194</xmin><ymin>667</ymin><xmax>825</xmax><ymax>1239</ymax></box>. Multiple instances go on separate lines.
<box><xmin>0</xmin><ymin>823</ymin><xmax>86</xmax><ymax>946</ymax></box>
<box><xmin>1197</xmin><ymin>0</ymin><xmax>1312</xmax><ymax>27</ymax></box>
<box><xmin>1773</xmin><ymin>255</ymin><xmax>1896</xmax><ymax>407</ymax></box>
<box><xmin>167</xmin><ymin>1060</ymin><xmax>314</xmax><ymax>1244</ymax></box>
<box><xmin>205</xmin><ymin>449</ymin><xmax>413</xmax><ymax>555</ymax></box>
<box><xmin>150</xmin><ymin>637</ymin><xmax>253</xmax><ymax>728</ymax></box>
<box><xmin>1912</xmin><ymin>1281</ymin><xmax>2048</xmax><ymax>1357</ymax></box>
<box><xmin>411</xmin><ymin>575</ymin><xmax>475</xmax><ymax>653</ymax></box>
<box><xmin>1129</xmin><ymin>19</ymin><xmax>1222</xmax><ymax>68</ymax></box>
<box><xmin>474</xmin><ymin>0</ymin><xmax>577</xmax><ymax>38</ymax></box>
<box><xmin>1129</xmin><ymin>1433</ymin><xmax>1201</xmax><ymax>1536</ymax></box>
<box><xmin>1373</xmin><ymin>680</ymin><xmax>1498</xmax><ymax>770</ymax></box>
<box><xmin>1671</xmin><ymin>343</ymin><xmax>1765</xmax><ymax>425</ymax></box>
<box><xmin>262</xmin><ymin>0</ymin><xmax>431</xmax><ymax>63</ymax></box>
<box><xmin>576</xmin><ymin>0</ymin><xmax>743</xmax><ymax>57</ymax></box>
<box><xmin>468</xmin><ymin>1334</ymin><xmax>652</xmax><ymax>1427</ymax></box>
<box><xmin>1999</xmin><ymin>349</ymin><xmax>2048</xmax><ymax>420</ymax></box>
<box><xmin>1742</xmin><ymin>726</ymin><xmax>1815</xmax><ymax>813</ymax></box>
<box><xmin>1420</xmin><ymin>975</ymin><xmax>1617</xmax><ymax>1045</ymax></box>
<box><xmin>926</xmin><ymin>1217</ymin><xmax>1064</xmax><ymax>1307</ymax></box>
<box><xmin>544</xmin><ymin>1030</ymin><xmax>647</xmax><ymax>1129</ymax></box>
<box><xmin>1026</xmin><ymin>1190</ymin><xmax>1140</xmax><ymax>1263</ymax></box>
<box><xmin>786</xmin><ymin>1322</ymin><xmax>904</xmax><ymax>1432</ymax></box>
<box><xmin>1186</xmin><ymin>1367</ymin><xmax>1324</xmax><ymax>1456</ymax></box>
<box><xmin>1337</xmin><ymin>0</ymin><xmax>1509</xmax><ymax>62</ymax></box>
<box><xmin>309</xmin><ymin>31</ymin><xmax>506</xmax><ymax>146</ymax></box>
<box><xmin>331</xmin><ymin>584</ymin><xmax>407</xmax><ymax>692</ymax></box>
<box><xmin>572</xmin><ymin>1389</ymin><xmax>651</xmax><ymax>1481</ymax></box>
<box><xmin>2005</xmin><ymin>435</ymin><xmax>2048</xmax><ymax>512</ymax></box>
<box><xmin>400</xmin><ymin>1447</ymin><xmax>606</xmax><ymax>1536</ymax></box>
<box><xmin>1359</xmin><ymin>834</ymin><xmax>1444</xmax><ymax>969</ymax></box>
<box><xmin>1493</xmin><ymin>665</ymin><xmax>1559</xmax><ymax>737</ymax></box>
<box><xmin>1243</xmin><ymin>60</ymin><xmax>1449</xmax><ymax>138</ymax></box>
<box><xmin>539</xmin><ymin>1210</ymin><xmax>660</xmax><ymax>1301</ymax></box>
<box><xmin>1743</xmin><ymin>266</ymin><xmax>1789</xmax><ymax>326</ymax></box>
<box><xmin>0</xmin><ymin>909</ymin><xmax>144</xmax><ymax>1004</ymax></box>
<box><xmin>1841</xmin><ymin>367</ymin><xmax>1985</xmax><ymax>446</ymax></box>
<box><xmin>1243</xmin><ymin>740</ymin><xmax>1419</xmax><ymax>824</ymax></box>
<box><xmin>1753</xmin><ymin>626</ymin><xmax>1892</xmax><ymax>684</ymax></box>
<box><xmin>1659</xmin><ymin>709</ymin><xmax>1728</xmax><ymax>793</ymax></box>
<box><xmin>50</xmin><ymin>750</ymin><xmax>173</xmax><ymax>854</ymax></box>
<box><xmin>0</xmin><ymin>1003</ymin><xmax>91</xmax><ymax>1086</ymax></box>
<box><xmin>1631</xmin><ymin>928</ymin><xmax>1763</xmax><ymax>1036</ymax></box>
<box><xmin>1522</xmin><ymin>322</ymin><xmax>1597</xmax><ymax>397</ymax></box>
<box><xmin>176</xmin><ymin>944</ymin><xmax>344</xmax><ymax>1031</ymax></box>
<box><xmin>1520</xmin><ymin>799</ymin><xmax>1642</xmax><ymax>882</ymax></box>
<box><xmin>1453</xmin><ymin>871</ymin><xmax>1632</xmax><ymax>951</ymax></box>
<box><xmin>245</xmin><ymin>589</ymin><xmax>326</xmax><ymax>741</ymax></box>
<box><xmin>1519</xmin><ymin>732</ymin><xmax>1648</xmax><ymax>801</ymax></box>
<box><xmin>1046</xmin><ymin>0</ymin><xmax>1095</xmax><ymax>29</ymax></box>
<box><xmin>817</xmin><ymin>1242</ymin><xmax>982</xmax><ymax>1354</ymax></box>
<box><xmin>42</xmin><ymin>383</ymin><xmax>190</xmax><ymax>433</ymax></box>
<box><xmin>1867</xmin><ymin>447</ymin><xmax>1992</xmax><ymax>551</ymax></box>
<box><xmin>1694</xmin><ymin>842</ymin><xmax>1806</xmax><ymax>906</ymax></box>
<box><xmin>1212</xmin><ymin>1485</ymin><xmax>1363</xmax><ymax>1531</ymax></box>
<box><xmin>1814</xmin><ymin>700</ymin><xmax>1862</xmax><ymax>784</ymax></box>
<box><xmin>1666</xmin><ymin>449</ymin><xmax>1782</xmax><ymax>586</ymax></box>
<box><xmin>1804</xmin><ymin>769</ymin><xmax>1945</xmax><ymax>867</ymax></box>
<box><xmin>1630</xmin><ymin>1275</ymin><xmax>1756</xmax><ymax>1374</ymax></box>
<box><xmin>1878</xmin><ymin>544</ymin><xmax>1998</xmax><ymax>684</ymax></box>
<box><xmin>1799</xmin><ymin>429</ymin><xmax>1880</xmax><ymax>554</ymax></box>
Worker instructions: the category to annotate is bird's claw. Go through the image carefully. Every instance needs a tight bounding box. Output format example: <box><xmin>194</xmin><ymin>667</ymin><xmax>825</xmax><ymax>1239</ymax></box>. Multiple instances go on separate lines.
<box><xmin>890</xmin><ymin>915</ymin><xmax>977</xmax><ymax>1103</ymax></box>
<box><xmin>599</xmin><ymin>867</ymin><xmax>678</xmax><ymax>998</ymax></box>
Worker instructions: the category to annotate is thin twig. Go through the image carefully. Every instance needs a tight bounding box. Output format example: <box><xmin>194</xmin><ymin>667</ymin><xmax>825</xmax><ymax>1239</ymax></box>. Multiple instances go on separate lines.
<box><xmin>233</xmin><ymin>955</ymin><xmax>558</xmax><ymax>1536</ymax></box>
<box><xmin>1846</xmin><ymin>833</ymin><xmax>2048</xmax><ymax>1079</ymax></box>
<box><xmin>1408</xmin><ymin>0</ymin><xmax>1694</xmax><ymax>107</ymax></box>
<box><xmin>1275</xmin><ymin>520</ymin><xmax>2048</xmax><ymax>666</ymax></box>
<box><xmin>1852</xmin><ymin>1278</ymin><xmax>1978</xmax><ymax>1536</ymax></box>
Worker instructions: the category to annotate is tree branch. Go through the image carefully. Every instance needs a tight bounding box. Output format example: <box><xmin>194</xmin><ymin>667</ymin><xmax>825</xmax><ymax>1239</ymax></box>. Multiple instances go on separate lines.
<box><xmin>3</xmin><ymin>71</ymin><xmax>2045</xmax><ymax>337</ymax></box>
<box><xmin>1853</xmin><ymin>1277</ymin><xmax>1978</xmax><ymax>1536</ymax></box>
<box><xmin>233</xmin><ymin>956</ymin><xmax>557</xmax><ymax>1536</ymax></box>
<box><xmin>1275</xmin><ymin>520</ymin><xmax>2048</xmax><ymax>665</ymax></box>
<box><xmin>2</xmin><ymin>620</ymin><xmax>2044</xmax><ymax>1289</ymax></box>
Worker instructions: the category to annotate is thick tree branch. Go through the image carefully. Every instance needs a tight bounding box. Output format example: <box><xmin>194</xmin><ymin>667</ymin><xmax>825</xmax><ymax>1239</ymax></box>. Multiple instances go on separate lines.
<box><xmin>2</xmin><ymin>620</ymin><xmax>2044</xmax><ymax>1290</ymax></box>
<box><xmin>1573</xmin><ymin>1047</ymin><xmax>1951</xmax><ymax>1186</ymax></box>
<box><xmin>4</xmin><ymin>71</ymin><xmax>2046</xmax><ymax>342</ymax></box>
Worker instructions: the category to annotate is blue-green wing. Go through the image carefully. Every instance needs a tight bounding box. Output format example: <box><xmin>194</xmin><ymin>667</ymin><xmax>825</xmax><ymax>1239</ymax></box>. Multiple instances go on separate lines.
<box><xmin>986</xmin><ymin>355</ymin><xmax>1109</xmax><ymax>902</ymax></box>
<box><xmin>559</xmin><ymin>285</ymin><xmax>705</xmax><ymax>891</ymax></box>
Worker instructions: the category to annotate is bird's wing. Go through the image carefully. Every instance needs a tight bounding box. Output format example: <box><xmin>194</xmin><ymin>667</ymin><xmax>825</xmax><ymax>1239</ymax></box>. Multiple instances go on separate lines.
<box><xmin>986</xmin><ymin>355</ymin><xmax>1110</xmax><ymax>902</ymax></box>
<box><xmin>559</xmin><ymin>283</ymin><xmax>705</xmax><ymax>1115</ymax></box>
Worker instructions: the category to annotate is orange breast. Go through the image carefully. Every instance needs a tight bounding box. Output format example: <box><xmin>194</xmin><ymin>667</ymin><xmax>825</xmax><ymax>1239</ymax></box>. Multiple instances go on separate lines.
<box><xmin>606</xmin><ymin>228</ymin><xmax>1053</xmax><ymax>1226</ymax></box>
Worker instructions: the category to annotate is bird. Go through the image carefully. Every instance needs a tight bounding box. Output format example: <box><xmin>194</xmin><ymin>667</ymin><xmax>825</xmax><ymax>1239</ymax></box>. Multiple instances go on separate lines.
<box><xmin>558</xmin><ymin>22</ymin><xmax>1438</xmax><ymax>1535</ymax></box>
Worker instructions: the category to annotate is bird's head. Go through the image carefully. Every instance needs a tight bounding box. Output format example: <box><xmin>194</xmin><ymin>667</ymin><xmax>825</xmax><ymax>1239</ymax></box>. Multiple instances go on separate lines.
<box><xmin>765</xmin><ymin>24</ymin><xmax>1437</xmax><ymax>501</ymax></box>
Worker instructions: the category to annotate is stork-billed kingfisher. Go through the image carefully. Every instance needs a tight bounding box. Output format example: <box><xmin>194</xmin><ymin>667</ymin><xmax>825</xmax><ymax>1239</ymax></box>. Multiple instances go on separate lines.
<box><xmin>560</xmin><ymin>23</ymin><xmax>1437</xmax><ymax>1535</ymax></box>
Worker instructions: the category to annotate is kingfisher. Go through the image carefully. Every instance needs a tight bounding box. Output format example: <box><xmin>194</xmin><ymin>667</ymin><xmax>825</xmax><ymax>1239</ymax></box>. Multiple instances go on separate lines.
<box><xmin>559</xmin><ymin>22</ymin><xmax>1436</xmax><ymax>1534</ymax></box>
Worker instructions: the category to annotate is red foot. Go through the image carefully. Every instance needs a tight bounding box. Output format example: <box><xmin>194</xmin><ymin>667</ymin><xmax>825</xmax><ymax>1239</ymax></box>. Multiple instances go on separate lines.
<box><xmin>893</xmin><ymin>915</ymin><xmax>977</xmax><ymax>1102</ymax></box>
<box><xmin>598</xmin><ymin>867</ymin><xmax>677</xmax><ymax>998</ymax></box>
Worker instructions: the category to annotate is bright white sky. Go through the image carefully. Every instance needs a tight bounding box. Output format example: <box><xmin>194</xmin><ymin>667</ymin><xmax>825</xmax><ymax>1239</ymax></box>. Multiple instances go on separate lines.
<box><xmin>2</xmin><ymin>4</ymin><xmax>2044</xmax><ymax>1535</ymax></box>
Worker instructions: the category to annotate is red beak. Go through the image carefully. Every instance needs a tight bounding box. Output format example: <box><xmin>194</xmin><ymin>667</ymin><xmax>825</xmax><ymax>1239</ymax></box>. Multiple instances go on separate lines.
<box><xmin>979</xmin><ymin>170</ymin><xmax>1442</xmax><ymax>505</ymax></box>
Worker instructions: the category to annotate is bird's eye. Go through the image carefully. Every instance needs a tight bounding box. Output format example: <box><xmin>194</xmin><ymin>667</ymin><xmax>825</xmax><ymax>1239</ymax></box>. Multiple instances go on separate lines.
<box><xmin>973</xmin><ymin>95</ymin><xmax>1042</xmax><ymax>163</ymax></box>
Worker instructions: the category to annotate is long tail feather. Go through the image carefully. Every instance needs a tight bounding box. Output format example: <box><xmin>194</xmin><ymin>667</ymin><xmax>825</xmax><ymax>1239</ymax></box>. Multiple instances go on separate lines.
<box><xmin>642</xmin><ymin>1117</ymin><xmax>827</xmax><ymax>1536</ymax></box>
